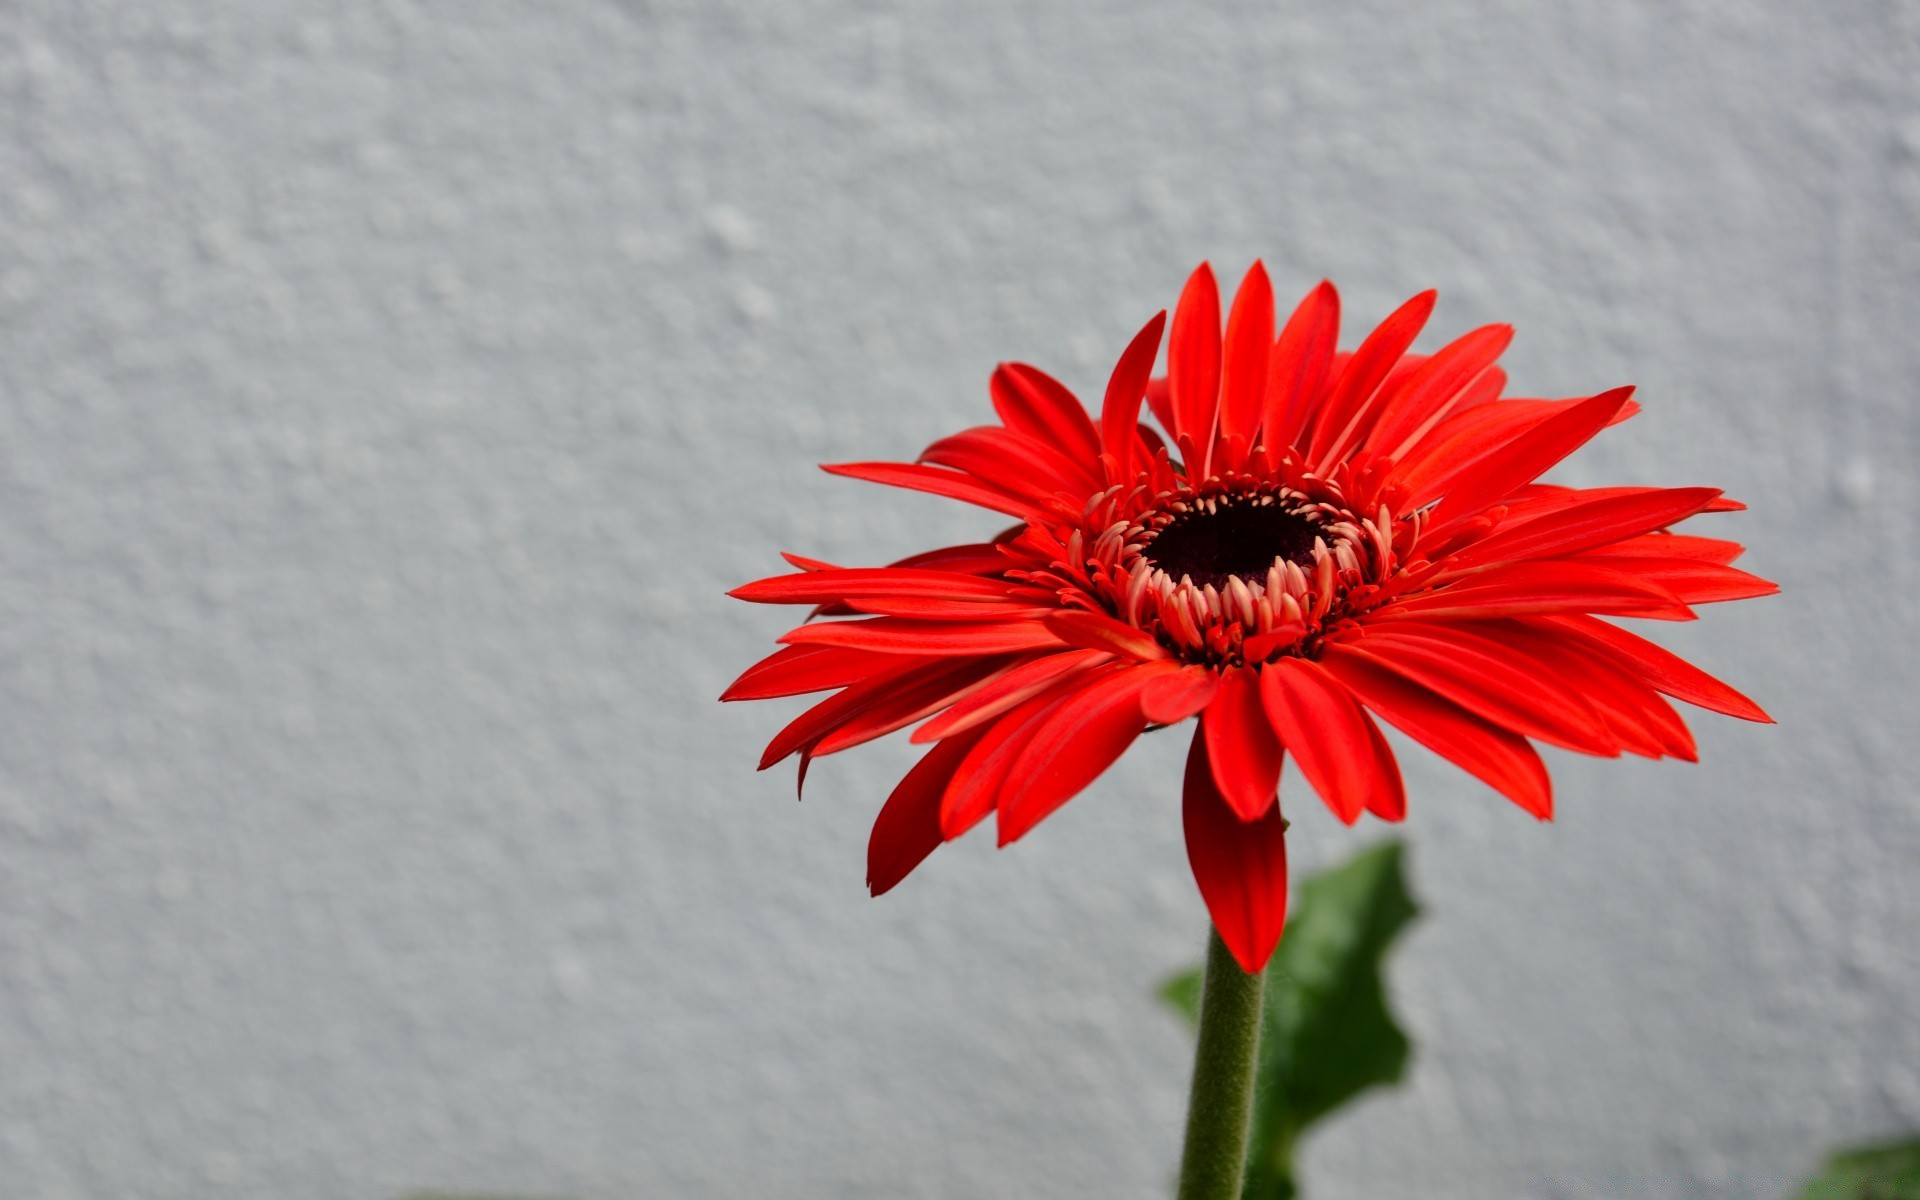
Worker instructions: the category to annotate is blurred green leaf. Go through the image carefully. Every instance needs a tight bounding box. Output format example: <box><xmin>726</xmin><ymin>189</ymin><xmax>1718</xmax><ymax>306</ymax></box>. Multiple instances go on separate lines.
<box><xmin>1159</xmin><ymin>962</ymin><xmax>1204</xmax><ymax>1024</ymax></box>
<box><xmin>1794</xmin><ymin>1136</ymin><xmax>1920</xmax><ymax>1199</ymax></box>
<box><xmin>1162</xmin><ymin>839</ymin><xmax>1419</xmax><ymax>1200</ymax></box>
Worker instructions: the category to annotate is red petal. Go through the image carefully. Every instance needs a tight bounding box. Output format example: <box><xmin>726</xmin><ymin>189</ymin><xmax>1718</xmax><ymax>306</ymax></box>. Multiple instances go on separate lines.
<box><xmin>1319</xmin><ymin>652</ymin><xmax>1552</xmax><ymax>819</ymax></box>
<box><xmin>1183</xmin><ymin>730</ymin><xmax>1290</xmax><ymax>973</ymax></box>
<box><xmin>1470</xmin><ymin>619</ymin><xmax>1697</xmax><ymax>760</ymax></box>
<box><xmin>1259</xmin><ymin>658</ymin><xmax>1394</xmax><ymax>825</ymax></box>
<box><xmin>996</xmin><ymin>667</ymin><xmax>1156</xmax><ymax>844</ymax></box>
<box><xmin>1569</xmin><ymin>557</ymin><xmax>1778</xmax><ymax>604</ymax></box>
<box><xmin>1328</xmin><ymin>626</ymin><xmax>1618</xmax><ymax>755</ymax></box>
<box><xmin>1219</xmin><ymin>262</ymin><xmax>1275</xmax><ymax>451</ymax></box>
<box><xmin>1102</xmin><ymin>312</ymin><xmax>1168</xmax><ymax>484</ymax></box>
<box><xmin>810</xmin><ymin>657</ymin><xmax>1013</xmax><ymax>756</ymax></box>
<box><xmin>1308</xmin><ymin>290</ymin><xmax>1436</xmax><ymax>470</ymax></box>
<box><xmin>1203</xmin><ymin>668</ymin><xmax>1283</xmax><ymax>820</ymax></box>
<box><xmin>1141</xmin><ymin>664</ymin><xmax>1222</xmax><ymax>724</ymax></box>
<box><xmin>1438</xmin><ymin>488</ymin><xmax>1726</xmax><ymax>574</ymax></box>
<box><xmin>780</xmin><ymin>617</ymin><xmax>1067</xmax><ymax>655</ymax></box>
<box><xmin>1359</xmin><ymin>713</ymin><xmax>1408</xmax><ymax>821</ymax></box>
<box><xmin>1044</xmin><ymin>609</ymin><xmax>1172</xmax><ymax>662</ymax></box>
<box><xmin>1538</xmin><ymin>615</ymin><xmax>1772</xmax><ymax>722</ymax></box>
<box><xmin>921</xmin><ymin>426</ymin><xmax>1102</xmax><ymax>501</ymax></box>
<box><xmin>1394</xmin><ymin>394</ymin><xmax>1639</xmax><ymax>512</ymax></box>
<box><xmin>1136</xmin><ymin>419</ymin><xmax>1171</xmax><ymax>462</ymax></box>
<box><xmin>1169</xmin><ymin>264</ymin><xmax>1223</xmax><ymax>473</ymax></box>
<box><xmin>990</xmin><ymin>363</ymin><xmax>1101</xmax><ymax>461</ymax></box>
<box><xmin>867</xmin><ymin>726</ymin><xmax>992</xmax><ymax>896</ymax></box>
<box><xmin>1424</xmin><ymin>388</ymin><xmax>1634</xmax><ymax>534</ymax></box>
<box><xmin>821</xmin><ymin>461</ymin><xmax>1044</xmax><ymax>520</ymax></box>
<box><xmin>912</xmin><ymin>648</ymin><xmax>1111</xmax><ymax>742</ymax></box>
<box><xmin>1483</xmin><ymin>483</ymin><xmax>1671</xmax><ymax>524</ymax></box>
<box><xmin>1381</xmin><ymin>560</ymin><xmax>1690</xmax><ymax>622</ymax></box>
<box><xmin>1240</xmin><ymin>622</ymin><xmax>1308</xmax><ymax>664</ymax></box>
<box><xmin>1582</xmin><ymin>533</ymin><xmax>1746</xmax><ymax>565</ymax></box>
<box><xmin>781</xmin><ymin>552</ymin><xmax>838</xmax><ymax>571</ymax></box>
<box><xmin>1365</xmin><ymin>323</ymin><xmax>1514</xmax><ymax>459</ymax></box>
<box><xmin>758</xmin><ymin>656</ymin><xmax>944</xmax><ymax>769</ymax></box>
<box><xmin>732</xmin><ymin>568</ymin><xmax>1024</xmax><ymax>605</ymax></box>
<box><xmin>722</xmin><ymin>644</ymin><xmax>890</xmax><ymax>701</ymax></box>
<box><xmin>1145</xmin><ymin>376</ymin><xmax>1177</xmax><ymax>440</ymax></box>
<box><xmin>939</xmin><ymin>687</ymin><xmax>1074</xmax><ymax>839</ymax></box>
<box><xmin>841</xmin><ymin>597</ymin><xmax>1051</xmax><ymax>620</ymax></box>
<box><xmin>884</xmin><ymin>541</ymin><xmax>1015</xmax><ymax>575</ymax></box>
<box><xmin>1262</xmin><ymin>281</ymin><xmax>1340</xmax><ymax>453</ymax></box>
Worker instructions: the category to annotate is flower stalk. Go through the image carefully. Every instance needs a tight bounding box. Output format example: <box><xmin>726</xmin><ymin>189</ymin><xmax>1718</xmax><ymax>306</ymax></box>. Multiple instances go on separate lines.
<box><xmin>1176</xmin><ymin>926</ymin><xmax>1267</xmax><ymax>1200</ymax></box>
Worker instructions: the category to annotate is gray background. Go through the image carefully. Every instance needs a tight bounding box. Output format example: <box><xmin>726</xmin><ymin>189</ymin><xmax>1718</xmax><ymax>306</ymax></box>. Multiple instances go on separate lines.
<box><xmin>1</xmin><ymin>1</ymin><xmax>1915</xmax><ymax>1197</ymax></box>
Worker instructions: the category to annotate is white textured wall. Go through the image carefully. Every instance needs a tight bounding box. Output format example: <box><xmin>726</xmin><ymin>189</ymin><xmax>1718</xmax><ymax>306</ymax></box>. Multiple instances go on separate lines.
<box><xmin>1</xmin><ymin>2</ymin><xmax>1915</xmax><ymax>1197</ymax></box>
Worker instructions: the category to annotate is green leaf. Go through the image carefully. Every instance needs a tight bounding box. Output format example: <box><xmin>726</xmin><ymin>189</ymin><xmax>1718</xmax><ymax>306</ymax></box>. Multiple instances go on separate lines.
<box><xmin>1160</xmin><ymin>838</ymin><xmax>1419</xmax><ymax>1200</ymax></box>
<box><xmin>1159</xmin><ymin>964</ymin><xmax>1204</xmax><ymax>1025</ymax></box>
<box><xmin>1793</xmin><ymin>1136</ymin><xmax>1920</xmax><ymax>1199</ymax></box>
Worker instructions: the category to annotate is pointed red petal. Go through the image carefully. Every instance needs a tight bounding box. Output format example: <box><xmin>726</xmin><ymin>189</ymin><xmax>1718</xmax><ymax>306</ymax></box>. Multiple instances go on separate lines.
<box><xmin>1467</xmin><ymin>618</ymin><xmax>1698</xmax><ymax>760</ymax></box>
<box><xmin>1569</xmin><ymin>557</ymin><xmax>1779</xmax><ymax>605</ymax></box>
<box><xmin>1381</xmin><ymin>560</ymin><xmax>1691</xmax><ymax>622</ymax></box>
<box><xmin>1582</xmin><ymin>532</ymin><xmax>1746</xmax><ymax>566</ymax></box>
<box><xmin>732</xmin><ymin>568</ymin><xmax>1023</xmax><ymax>605</ymax></box>
<box><xmin>1260</xmin><ymin>658</ymin><xmax>1392</xmax><ymax>825</ymax></box>
<box><xmin>1262</xmin><ymin>281</ymin><xmax>1339</xmax><ymax>453</ymax></box>
<box><xmin>722</xmin><ymin>644</ymin><xmax>890</xmax><ymax>701</ymax></box>
<box><xmin>1308</xmin><ymin>290</ymin><xmax>1436</xmax><ymax>469</ymax></box>
<box><xmin>840</xmin><ymin>596</ymin><xmax>1050</xmax><ymax>620</ymax></box>
<box><xmin>1319</xmin><ymin>651</ymin><xmax>1553</xmax><ymax>819</ymax></box>
<box><xmin>921</xmin><ymin>426</ymin><xmax>1102</xmax><ymax>501</ymax></box>
<box><xmin>1365</xmin><ymin>323</ymin><xmax>1514</xmax><ymax>459</ymax></box>
<box><xmin>809</xmin><ymin>657</ymin><xmax>1013</xmax><ymax>756</ymax></box>
<box><xmin>884</xmin><ymin>541</ymin><xmax>1015</xmax><ymax>575</ymax></box>
<box><xmin>996</xmin><ymin>667</ymin><xmax>1155</xmax><ymax>845</ymax></box>
<box><xmin>1538</xmin><ymin>615</ymin><xmax>1772</xmax><ymax>722</ymax></box>
<box><xmin>1359</xmin><ymin>712</ymin><xmax>1408</xmax><ymax>821</ymax></box>
<box><xmin>1329</xmin><ymin>626</ymin><xmax>1619</xmax><ymax>755</ymax></box>
<box><xmin>1394</xmin><ymin>394</ymin><xmax>1639</xmax><ymax>513</ymax></box>
<box><xmin>1424</xmin><ymin>388</ymin><xmax>1634</xmax><ymax>533</ymax></box>
<box><xmin>1240</xmin><ymin>622</ymin><xmax>1309</xmax><ymax>664</ymax></box>
<box><xmin>1183</xmin><ymin>730</ymin><xmax>1290</xmax><ymax>973</ymax></box>
<box><xmin>1145</xmin><ymin>376</ymin><xmax>1177</xmax><ymax>440</ymax></box>
<box><xmin>1102</xmin><ymin>312</ymin><xmax>1168</xmax><ymax>484</ymax></box>
<box><xmin>990</xmin><ymin>362</ymin><xmax>1101</xmax><ymax>461</ymax></box>
<box><xmin>1219</xmin><ymin>262</ymin><xmax>1275</xmax><ymax>451</ymax></box>
<box><xmin>1044</xmin><ymin>609</ymin><xmax>1172</xmax><ymax>662</ymax></box>
<box><xmin>912</xmin><ymin>648</ymin><xmax>1112</xmax><ymax>742</ymax></box>
<box><xmin>867</xmin><ymin>725</ymin><xmax>992</xmax><ymax>896</ymax></box>
<box><xmin>1438</xmin><ymin>488</ymin><xmax>1726</xmax><ymax>574</ymax></box>
<box><xmin>1169</xmin><ymin>264</ymin><xmax>1223</xmax><ymax>472</ymax></box>
<box><xmin>758</xmin><ymin>656</ymin><xmax>944</xmax><ymax>769</ymax></box>
<box><xmin>822</xmin><ymin>461</ymin><xmax>1043</xmax><ymax>520</ymax></box>
<box><xmin>1203</xmin><ymin>668</ymin><xmax>1283</xmax><ymax>820</ymax></box>
<box><xmin>781</xmin><ymin>552</ymin><xmax>839</xmax><ymax>571</ymax></box>
<box><xmin>780</xmin><ymin>617</ymin><xmax>1067</xmax><ymax>655</ymax></box>
<box><xmin>938</xmin><ymin>687</ymin><xmax>1074</xmax><ymax>839</ymax></box>
<box><xmin>1141</xmin><ymin>664</ymin><xmax>1222</xmax><ymax>725</ymax></box>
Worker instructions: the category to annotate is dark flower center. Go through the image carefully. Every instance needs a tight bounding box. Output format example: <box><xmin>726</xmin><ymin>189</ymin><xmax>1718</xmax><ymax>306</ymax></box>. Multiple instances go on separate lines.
<box><xmin>1142</xmin><ymin>495</ymin><xmax>1323</xmax><ymax>589</ymax></box>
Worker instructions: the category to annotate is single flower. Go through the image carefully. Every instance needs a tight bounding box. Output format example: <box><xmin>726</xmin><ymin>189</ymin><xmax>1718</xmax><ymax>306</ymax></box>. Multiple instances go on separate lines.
<box><xmin>725</xmin><ymin>263</ymin><xmax>1775</xmax><ymax>972</ymax></box>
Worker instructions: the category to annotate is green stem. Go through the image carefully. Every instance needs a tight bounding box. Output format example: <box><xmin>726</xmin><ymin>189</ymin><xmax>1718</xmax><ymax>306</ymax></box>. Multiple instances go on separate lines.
<box><xmin>1176</xmin><ymin>926</ymin><xmax>1267</xmax><ymax>1200</ymax></box>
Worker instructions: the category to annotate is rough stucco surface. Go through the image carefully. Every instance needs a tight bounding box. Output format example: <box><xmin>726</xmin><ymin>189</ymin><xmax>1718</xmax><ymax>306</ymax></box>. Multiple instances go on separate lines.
<box><xmin>1</xmin><ymin>2</ymin><xmax>1917</xmax><ymax>1197</ymax></box>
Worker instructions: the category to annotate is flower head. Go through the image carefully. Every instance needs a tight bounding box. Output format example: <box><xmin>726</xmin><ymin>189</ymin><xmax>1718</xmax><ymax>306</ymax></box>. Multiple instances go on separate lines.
<box><xmin>726</xmin><ymin>263</ymin><xmax>1775</xmax><ymax>972</ymax></box>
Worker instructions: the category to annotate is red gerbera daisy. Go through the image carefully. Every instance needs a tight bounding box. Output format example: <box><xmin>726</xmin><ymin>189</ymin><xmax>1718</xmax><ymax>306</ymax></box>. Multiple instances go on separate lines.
<box><xmin>725</xmin><ymin>263</ymin><xmax>1775</xmax><ymax>972</ymax></box>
